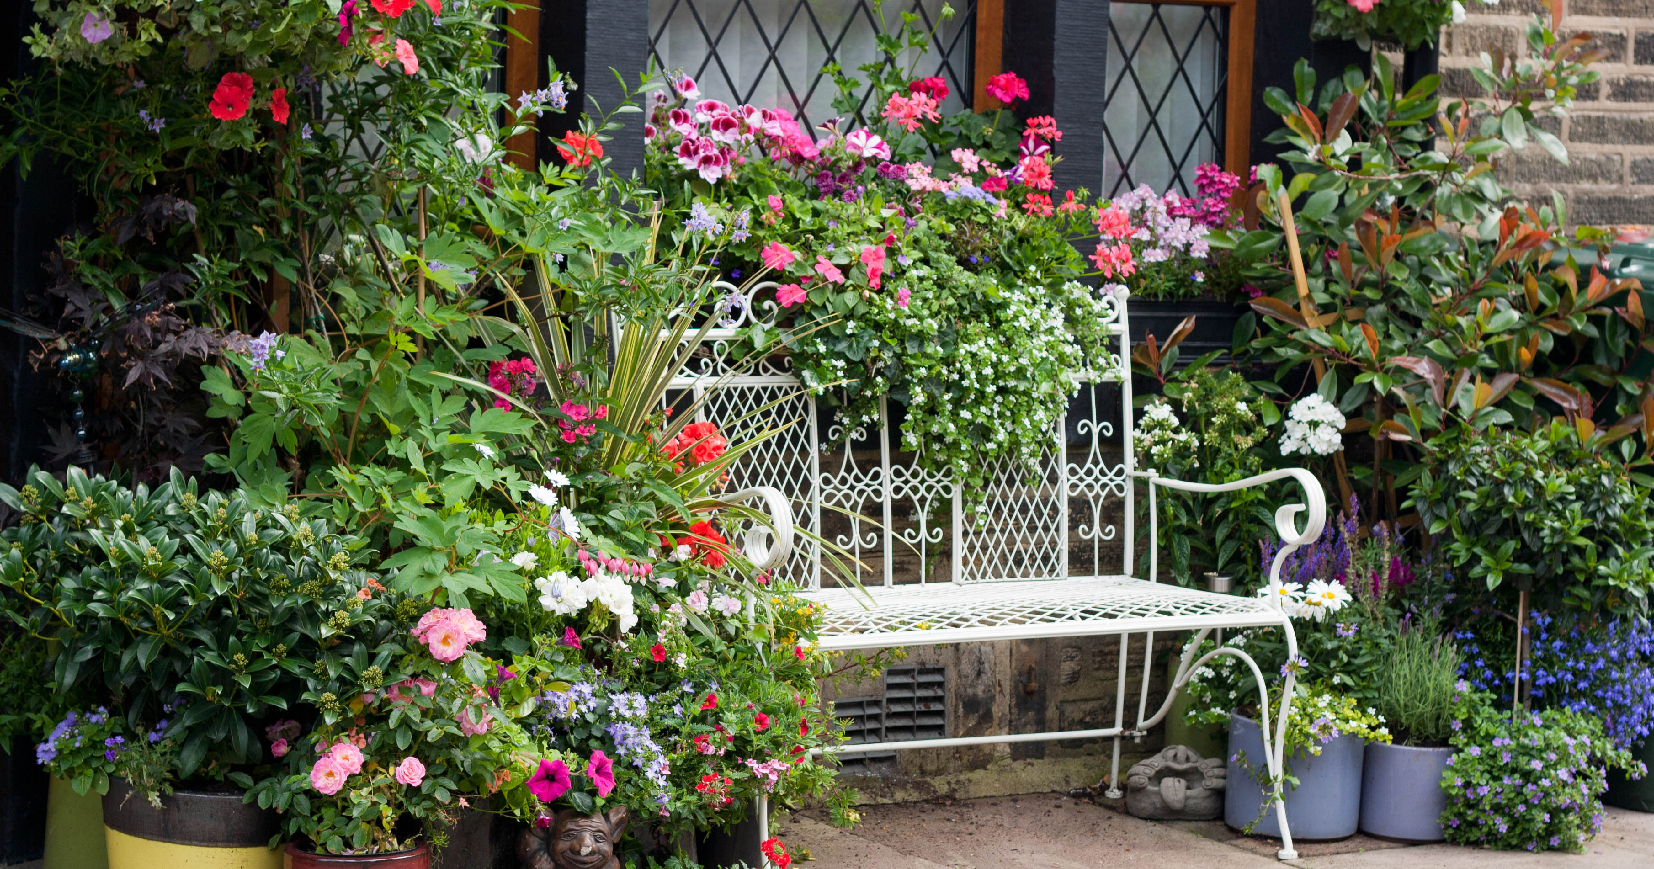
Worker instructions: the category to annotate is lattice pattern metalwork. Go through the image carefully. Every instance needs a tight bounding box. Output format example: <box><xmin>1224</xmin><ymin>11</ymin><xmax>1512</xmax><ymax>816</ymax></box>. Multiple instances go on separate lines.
<box><xmin>1103</xmin><ymin>2</ymin><xmax>1229</xmax><ymax>197</ymax></box>
<box><xmin>648</xmin><ymin>0</ymin><xmax>976</xmax><ymax>133</ymax></box>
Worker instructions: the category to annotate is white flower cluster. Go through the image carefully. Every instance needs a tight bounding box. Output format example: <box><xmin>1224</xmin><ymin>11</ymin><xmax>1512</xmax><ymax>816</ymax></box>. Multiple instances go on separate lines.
<box><xmin>1279</xmin><ymin>394</ymin><xmax>1345</xmax><ymax>456</ymax></box>
<box><xmin>534</xmin><ymin>569</ymin><xmax>638</xmax><ymax>632</ymax></box>
<box><xmin>1258</xmin><ymin>578</ymin><xmax>1352</xmax><ymax>622</ymax></box>
<box><xmin>1133</xmin><ymin>399</ymin><xmax>1199</xmax><ymax>469</ymax></box>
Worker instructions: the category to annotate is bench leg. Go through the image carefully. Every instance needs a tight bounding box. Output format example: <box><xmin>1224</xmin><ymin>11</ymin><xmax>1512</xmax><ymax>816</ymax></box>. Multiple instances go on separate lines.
<box><xmin>757</xmin><ymin>794</ymin><xmax>770</xmax><ymax>863</ymax></box>
<box><xmin>1272</xmin><ymin>622</ymin><xmax>1300</xmax><ymax>861</ymax></box>
<box><xmin>1105</xmin><ymin>632</ymin><xmax>1129</xmax><ymax>798</ymax></box>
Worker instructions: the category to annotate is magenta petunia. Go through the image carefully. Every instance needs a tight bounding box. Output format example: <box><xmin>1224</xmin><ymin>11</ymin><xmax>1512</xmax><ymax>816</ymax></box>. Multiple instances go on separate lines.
<box><xmin>586</xmin><ymin>750</ymin><xmax>616</xmax><ymax>797</ymax></box>
<box><xmin>527</xmin><ymin>758</ymin><xmax>572</xmax><ymax>802</ymax></box>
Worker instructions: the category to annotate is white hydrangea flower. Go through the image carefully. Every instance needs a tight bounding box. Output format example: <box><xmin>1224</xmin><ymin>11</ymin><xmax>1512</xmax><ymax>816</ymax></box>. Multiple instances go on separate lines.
<box><xmin>510</xmin><ymin>551</ymin><xmax>538</xmax><ymax>570</ymax></box>
<box><xmin>1280</xmin><ymin>394</ymin><xmax>1346</xmax><ymax>456</ymax></box>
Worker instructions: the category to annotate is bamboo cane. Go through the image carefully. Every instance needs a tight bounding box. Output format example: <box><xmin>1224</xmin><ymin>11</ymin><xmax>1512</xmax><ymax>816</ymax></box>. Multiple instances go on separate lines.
<box><xmin>1276</xmin><ymin>189</ymin><xmax>1357</xmax><ymax>509</ymax></box>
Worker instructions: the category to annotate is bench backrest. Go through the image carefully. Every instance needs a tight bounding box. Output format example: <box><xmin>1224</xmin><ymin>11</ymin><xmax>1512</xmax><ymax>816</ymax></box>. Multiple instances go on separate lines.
<box><xmin>671</xmin><ymin>282</ymin><xmax>1138</xmax><ymax>589</ymax></box>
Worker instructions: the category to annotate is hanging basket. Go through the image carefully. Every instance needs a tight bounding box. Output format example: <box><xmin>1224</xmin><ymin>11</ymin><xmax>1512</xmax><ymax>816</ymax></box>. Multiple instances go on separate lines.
<box><xmin>1310</xmin><ymin>0</ymin><xmax>1458</xmax><ymax>52</ymax></box>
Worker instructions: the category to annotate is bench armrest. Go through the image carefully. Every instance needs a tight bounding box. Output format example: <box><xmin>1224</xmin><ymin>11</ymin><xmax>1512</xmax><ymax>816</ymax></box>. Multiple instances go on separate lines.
<box><xmin>1142</xmin><ymin>468</ymin><xmax>1328</xmax><ymax>585</ymax></box>
<box><xmin>724</xmin><ymin>486</ymin><xmax>796</xmax><ymax>572</ymax></box>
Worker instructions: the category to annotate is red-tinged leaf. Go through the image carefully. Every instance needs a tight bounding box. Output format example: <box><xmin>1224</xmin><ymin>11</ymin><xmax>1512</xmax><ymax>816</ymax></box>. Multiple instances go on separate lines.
<box><xmin>1487</xmin><ymin>372</ymin><xmax>1520</xmax><ymax>406</ymax></box>
<box><xmin>1584</xmin><ymin>267</ymin><xmax>1611</xmax><ymax>306</ymax></box>
<box><xmin>1361</xmin><ymin>323</ymin><xmax>1379</xmax><ymax>358</ymax></box>
<box><xmin>1376</xmin><ymin>420</ymin><xmax>1414</xmax><ymax>442</ymax></box>
<box><xmin>1604</xmin><ymin>414</ymin><xmax>1644</xmax><ymax>446</ymax></box>
<box><xmin>1163</xmin><ymin>315</ymin><xmax>1198</xmax><ymax>354</ymax></box>
<box><xmin>1642</xmin><ymin>396</ymin><xmax>1654</xmax><ymax>448</ymax></box>
<box><xmin>1296</xmin><ymin>103</ymin><xmax>1324</xmax><ymax>143</ymax></box>
<box><xmin>1250</xmin><ymin>296</ymin><xmax>1308</xmax><ymax>328</ymax></box>
<box><xmin>1380</xmin><ymin>234</ymin><xmax>1402</xmax><ymax>265</ymax></box>
<box><xmin>1338</xmin><ymin>241</ymin><xmax>1354</xmax><ymax>285</ymax></box>
<box><xmin>1527</xmin><ymin>377</ymin><xmax>1590</xmax><ymax>415</ymax></box>
<box><xmin>1326</xmin><ymin>93</ymin><xmax>1358</xmax><ymax>141</ymax></box>
<box><xmin>1391</xmin><ymin>356</ymin><xmax>1446</xmax><ymax>406</ymax></box>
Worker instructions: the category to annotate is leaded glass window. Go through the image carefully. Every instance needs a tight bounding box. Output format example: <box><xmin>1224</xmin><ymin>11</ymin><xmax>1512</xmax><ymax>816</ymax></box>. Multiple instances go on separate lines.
<box><xmin>1103</xmin><ymin>2</ymin><xmax>1230</xmax><ymax>197</ymax></box>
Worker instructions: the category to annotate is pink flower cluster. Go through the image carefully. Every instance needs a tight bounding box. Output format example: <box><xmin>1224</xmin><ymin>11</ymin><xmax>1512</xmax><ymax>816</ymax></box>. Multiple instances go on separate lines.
<box><xmin>556</xmin><ymin>400</ymin><xmax>608</xmax><ymax>444</ymax></box>
<box><xmin>488</xmin><ymin>358</ymin><xmax>538</xmax><ymax>410</ymax></box>
<box><xmin>881</xmin><ymin>91</ymin><xmax>940</xmax><ymax>132</ymax></box>
<box><xmin>309</xmin><ymin>740</ymin><xmax>364</xmax><ymax>796</ymax></box>
<box><xmin>1166</xmin><ymin>162</ymin><xmax>1245</xmax><ymax>230</ymax></box>
<box><xmin>743</xmin><ymin>757</ymin><xmax>793</xmax><ymax>792</ymax></box>
<box><xmin>647</xmin><ymin>90</ymin><xmax>818</xmax><ymax>184</ymax></box>
<box><xmin>576</xmin><ymin>547</ymin><xmax>654</xmax><ymax>581</ymax></box>
<box><xmin>411</xmin><ymin>608</ymin><xmax>487</xmax><ymax>662</ymax></box>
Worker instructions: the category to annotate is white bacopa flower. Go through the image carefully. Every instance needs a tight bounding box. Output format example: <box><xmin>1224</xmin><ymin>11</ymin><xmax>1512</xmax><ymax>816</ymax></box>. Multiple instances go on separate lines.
<box><xmin>510</xmin><ymin>551</ymin><xmax>538</xmax><ymax>570</ymax></box>
<box><xmin>1280</xmin><ymin>394</ymin><xmax>1346</xmax><ymax>456</ymax></box>
<box><xmin>527</xmin><ymin>485</ymin><xmax>558</xmax><ymax>507</ymax></box>
<box><xmin>543</xmin><ymin>469</ymin><xmax>570</xmax><ymax>487</ymax></box>
<box><xmin>475</xmin><ymin>443</ymin><xmax>495</xmax><ymax>459</ymax></box>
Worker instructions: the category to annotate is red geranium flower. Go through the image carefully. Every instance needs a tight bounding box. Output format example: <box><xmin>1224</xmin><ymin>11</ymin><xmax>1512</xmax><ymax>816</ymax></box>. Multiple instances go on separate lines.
<box><xmin>650</xmin><ymin>643</ymin><xmax>666</xmax><ymax>663</ymax></box>
<box><xmin>678</xmin><ymin>520</ymin><xmax>731</xmax><ymax>569</ymax></box>
<box><xmin>209</xmin><ymin>72</ymin><xmax>255</xmax><ymax>121</ymax></box>
<box><xmin>908</xmin><ymin>76</ymin><xmax>949</xmax><ymax>102</ymax></box>
<box><xmin>980</xmin><ymin>175</ymin><xmax>1008</xmax><ymax>193</ymax></box>
<box><xmin>984</xmin><ymin>71</ymin><xmax>1030</xmax><ymax>104</ymax></box>
<box><xmin>557</xmin><ymin>130</ymin><xmax>604</xmax><ymax>167</ymax></box>
<box><xmin>269</xmin><ymin>88</ymin><xmax>290</xmax><ymax>125</ymax></box>
<box><xmin>760</xmin><ymin>838</ymin><xmax>793</xmax><ymax>869</ymax></box>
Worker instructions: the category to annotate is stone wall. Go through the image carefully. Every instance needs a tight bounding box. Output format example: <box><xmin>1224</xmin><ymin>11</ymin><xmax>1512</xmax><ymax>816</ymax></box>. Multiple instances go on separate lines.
<box><xmin>1440</xmin><ymin>0</ymin><xmax>1654</xmax><ymax>228</ymax></box>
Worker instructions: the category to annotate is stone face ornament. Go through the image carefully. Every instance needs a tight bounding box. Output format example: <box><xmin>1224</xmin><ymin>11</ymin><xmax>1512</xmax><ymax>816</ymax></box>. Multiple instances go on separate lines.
<box><xmin>517</xmin><ymin>806</ymin><xmax>630</xmax><ymax>869</ymax></box>
<box><xmin>1125</xmin><ymin>745</ymin><xmax>1226</xmax><ymax>820</ymax></box>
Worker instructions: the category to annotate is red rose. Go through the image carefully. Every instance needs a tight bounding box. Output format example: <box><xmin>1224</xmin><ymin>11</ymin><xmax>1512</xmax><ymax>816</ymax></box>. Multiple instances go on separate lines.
<box><xmin>270</xmin><ymin>88</ymin><xmax>290</xmax><ymax>125</ymax></box>
<box><xmin>209</xmin><ymin>72</ymin><xmax>255</xmax><ymax>121</ymax></box>
<box><xmin>650</xmin><ymin>643</ymin><xmax>666</xmax><ymax>663</ymax></box>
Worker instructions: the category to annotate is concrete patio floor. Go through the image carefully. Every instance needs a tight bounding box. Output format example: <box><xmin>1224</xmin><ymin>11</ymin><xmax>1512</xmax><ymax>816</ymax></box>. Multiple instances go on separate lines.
<box><xmin>778</xmin><ymin>793</ymin><xmax>1654</xmax><ymax>868</ymax></box>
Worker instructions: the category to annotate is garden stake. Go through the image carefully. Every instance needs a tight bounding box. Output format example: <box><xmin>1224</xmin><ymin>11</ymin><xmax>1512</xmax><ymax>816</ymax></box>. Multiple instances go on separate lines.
<box><xmin>1276</xmin><ymin>189</ymin><xmax>1356</xmax><ymax>509</ymax></box>
<box><xmin>1513</xmin><ymin>587</ymin><xmax>1529</xmax><ymax>721</ymax></box>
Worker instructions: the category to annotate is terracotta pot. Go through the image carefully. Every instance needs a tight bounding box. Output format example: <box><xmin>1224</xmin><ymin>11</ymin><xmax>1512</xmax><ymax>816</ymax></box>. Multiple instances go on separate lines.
<box><xmin>102</xmin><ymin>778</ymin><xmax>281</xmax><ymax>869</ymax></box>
<box><xmin>284</xmin><ymin>842</ymin><xmax>430</xmax><ymax>869</ymax></box>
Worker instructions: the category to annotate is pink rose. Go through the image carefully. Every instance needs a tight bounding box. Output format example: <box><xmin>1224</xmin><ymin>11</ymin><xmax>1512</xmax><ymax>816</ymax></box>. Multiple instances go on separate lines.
<box><xmin>395</xmin><ymin>756</ymin><xmax>426</xmax><ymax>787</ymax></box>
<box><xmin>458</xmin><ymin>706</ymin><xmax>493</xmax><ymax>736</ymax></box>
<box><xmin>425</xmin><ymin>618</ymin><xmax>468</xmax><ymax>662</ymax></box>
<box><xmin>270</xmin><ymin>738</ymin><xmax>289</xmax><ymax>758</ymax></box>
<box><xmin>330</xmin><ymin>741</ymin><xmax>364</xmax><ymax>775</ymax></box>
<box><xmin>310</xmin><ymin>756</ymin><xmax>347</xmax><ymax>795</ymax></box>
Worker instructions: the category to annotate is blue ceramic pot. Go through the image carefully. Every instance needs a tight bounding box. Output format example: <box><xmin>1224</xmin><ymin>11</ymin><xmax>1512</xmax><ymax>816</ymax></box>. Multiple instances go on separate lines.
<box><xmin>1224</xmin><ymin>712</ymin><xmax>1364</xmax><ymax>841</ymax></box>
<box><xmin>1359</xmin><ymin>742</ymin><xmax>1451</xmax><ymax>841</ymax></box>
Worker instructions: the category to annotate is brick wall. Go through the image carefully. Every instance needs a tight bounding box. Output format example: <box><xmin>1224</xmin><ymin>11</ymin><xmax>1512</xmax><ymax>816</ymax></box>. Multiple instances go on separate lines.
<box><xmin>1440</xmin><ymin>0</ymin><xmax>1654</xmax><ymax>227</ymax></box>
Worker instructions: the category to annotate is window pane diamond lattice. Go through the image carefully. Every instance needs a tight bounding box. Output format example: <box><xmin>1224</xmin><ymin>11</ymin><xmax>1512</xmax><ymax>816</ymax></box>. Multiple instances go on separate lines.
<box><xmin>649</xmin><ymin>0</ymin><xmax>975</xmax><ymax>133</ymax></box>
<box><xmin>1103</xmin><ymin>2</ymin><xmax>1229</xmax><ymax>197</ymax></box>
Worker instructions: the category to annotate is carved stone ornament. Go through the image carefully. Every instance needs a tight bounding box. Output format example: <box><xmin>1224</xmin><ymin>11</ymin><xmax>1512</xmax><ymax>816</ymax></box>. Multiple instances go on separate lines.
<box><xmin>1124</xmin><ymin>745</ymin><xmax>1227</xmax><ymax>820</ymax></box>
<box><xmin>517</xmin><ymin>806</ymin><xmax>630</xmax><ymax>869</ymax></box>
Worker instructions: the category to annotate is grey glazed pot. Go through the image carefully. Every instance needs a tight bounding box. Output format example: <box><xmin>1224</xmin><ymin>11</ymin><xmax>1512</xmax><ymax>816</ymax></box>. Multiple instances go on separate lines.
<box><xmin>1224</xmin><ymin>712</ymin><xmax>1364</xmax><ymax>841</ymax></box>
<box><xmin>1359</xmin><ymin>742</ymin><xmax>1452</xmax><ymax>841</ymax></box>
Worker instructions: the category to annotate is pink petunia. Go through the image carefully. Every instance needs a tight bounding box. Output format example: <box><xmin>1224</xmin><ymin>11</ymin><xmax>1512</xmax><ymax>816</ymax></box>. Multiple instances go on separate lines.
<box><xmin>80</xmin><ymin>12</ymin><xmax>113</xmax><ymax>44</ymax></box>
<box><xmin>395</xmin><ymin>39</ymin><xmax>420</xmax><ymax>75</ymax></box>
<box><xmin>845</xmin><ymin>128</ymin><xmax>891</xmax><ymax>160</ymax></box>
<box><xmin>310</xmin><ymin>756</ymin><xmax>347</xmax><ymax>795</ymax></box>
<box><xmin>561</xmin><ymin>627</ymin><xmax>582</xmax><ymax>649</ymax></box>
<box><xmin>587</xmin><ymin>750</ymin><xmax>616</xmax><ymax>797</ymax></box>
<box><xmin>395</xmin><ymin>756</ymin><xmax>426</xmax><ymax>787</ymax></box>
<box><xmin>897</xmin><ymin>288</ymin><xmax>911</xmax><ymax>308</ymax></box>
<box><xmin>776</xmin><ymin>284</ymin><xmax>807</xmax><ymax>308</ymax></box>
<box><xmin>760</xmin><ymin>242</ymin><xmax>795</xmax><ymax>271</ymax></box>
<box><xmin>814</xmin><ymin>256</ymin><xmax>844</xmax><ymax>284</ymax></box>
<box><xmin>527</xmin><ymin>759</ymin><xmax>572</xmax><ymax>802</ymax></box>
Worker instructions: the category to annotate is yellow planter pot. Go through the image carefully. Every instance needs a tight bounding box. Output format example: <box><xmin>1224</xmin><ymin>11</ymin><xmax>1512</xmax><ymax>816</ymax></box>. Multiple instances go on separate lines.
<box><xmin>45</xmin><ymin>776</ymin><xmax>108</xmax><ymax>869</ymax></box>
<box><xmin>101</xmin><ymin>779</ymin><xmax>281</xmax><ymax>869</ymax></box>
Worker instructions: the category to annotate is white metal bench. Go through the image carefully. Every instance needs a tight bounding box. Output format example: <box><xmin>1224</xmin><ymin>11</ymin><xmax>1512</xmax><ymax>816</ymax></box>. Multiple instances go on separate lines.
<box><xmin>693</xmin><ymin>286</ymin><xmax>1327</xmax><ymax>860</ymax></box>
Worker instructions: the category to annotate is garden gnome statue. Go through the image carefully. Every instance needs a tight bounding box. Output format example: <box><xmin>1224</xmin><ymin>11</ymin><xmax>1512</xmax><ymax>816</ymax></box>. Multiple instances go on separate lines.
<box><xmin>517</xmin><ymin>806</ymin><xmax>630</xmax><ymax>869</ymax></box>
<box><xmin>1124</xmin><ymin>745</ymin><xmax>1226</xmax><ymax>820</ymax></box>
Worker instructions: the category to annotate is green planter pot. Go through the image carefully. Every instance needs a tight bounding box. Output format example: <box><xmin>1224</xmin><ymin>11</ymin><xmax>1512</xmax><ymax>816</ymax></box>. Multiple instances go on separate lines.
<box><xmin>1605</xmin><ymin>738</ymin><xmax>1654</xmax><ymax>812</ymax></box>
<box><xmin>44</xmin><ymin>777</ymin><xmax>108</xmax><ymax>869</ymax></box>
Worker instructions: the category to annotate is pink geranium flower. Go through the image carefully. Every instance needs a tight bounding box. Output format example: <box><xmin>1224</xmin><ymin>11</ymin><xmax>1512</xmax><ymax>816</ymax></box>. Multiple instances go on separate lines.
<box><xmin>814</xmin><ymin>256</ymin><xmax>844</xmax><ymax>284</ymax></box>
<box><xmin>1090</xmin><ymin>242</ymin><xmax>1137</xmax><ymax>279</ymax></box>
<box><xmin>527</xmin><ymin>759</ymin><xmax>572</xmax><ymax>802</ymax></box>
<box><xmin>1348</xmin><ymin>0</ymin><xmax>1377</xmax><ymax>10</ymax></box>
<box><xmin>330</xmin><ymin>741</ymin><xmax>365</xmax><ymax>775</ymax></box>
<box><xmin>310</xmin><ymin>756</ymin><xmax>347</xmax><ymax>795</ymax></box>
<box><xmin>776</xmin><ymin>284</ymin><xmax>807</xmax><ymax>308</ymax></box>
<box><xmin>761</xmin><ymin>242</ymin><xmax>795</xmax><ymax>271</ymax></box>
<box><xmin>881</xmin><ymin>92</ymin><xmax>940</xmax><ymax>132</ymax></box>
<box><xmin>767</xmin><ymin>194</ymin><xmax>784</xmax><ymax>213</ymax></box>
<box><xmin>587</xmin><ymin>750</ymin><xmax>616</xmax><ymax>797</ymax></box>
<box><xmin>395</xmin><ymin>757</ymin><xmax>426</xmax><ymax>787</ymax></box>
<box><xmin>1095</xmin><ymin>206</ymin><xmax>1133</xmax><ymax>240</ymax></box>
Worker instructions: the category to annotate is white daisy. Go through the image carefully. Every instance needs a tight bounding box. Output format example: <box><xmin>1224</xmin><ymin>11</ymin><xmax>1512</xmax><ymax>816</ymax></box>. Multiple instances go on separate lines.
<box><xmin>544</xmin><ymin>469</ymin><xmax>570</xmax><ymax>487</ymax></box>
<box><xmin>527</xmin><ymin>485</ymin><xmax>558</xmax><ymax>507</ymax></box>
